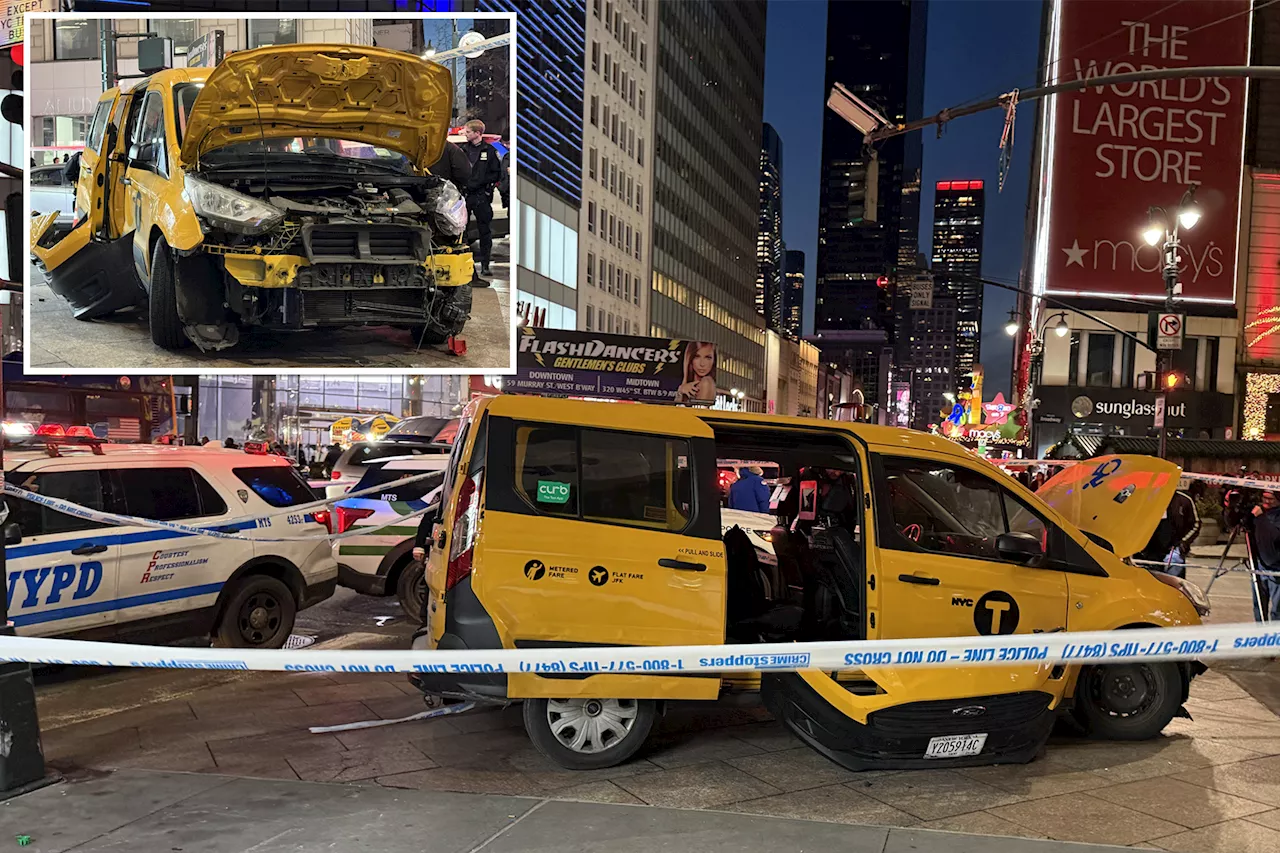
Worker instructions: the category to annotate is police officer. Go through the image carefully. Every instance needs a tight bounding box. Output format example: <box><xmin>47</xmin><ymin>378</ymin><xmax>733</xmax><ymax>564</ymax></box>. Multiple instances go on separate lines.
<box><xmin>463</xmin><ymin>119</ymin><xmax>503</xmax><ymax>285</ymax></box>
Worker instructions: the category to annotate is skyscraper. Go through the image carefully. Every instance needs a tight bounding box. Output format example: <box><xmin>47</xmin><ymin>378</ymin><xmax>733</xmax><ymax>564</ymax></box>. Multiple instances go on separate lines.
<box><xmin>474</xmin><ymin>0</ymin><xmax>586</xmax><ymax>328</ymax></box>
<box><xmin>812</xmin><ymin>0</ymin><xmax>927</xmax><ymax>411</ymax></box>
<box><xmin>757</xmin><ymin>123</ymin><xmax>784</xmax><ymax>330</ymax></box>
<box><xmin>650</xmin><ymin>0</ymin><xmax>768</xmax><ymax>407</ymax></box>
<box><xmin>932</xmin><ymin>179</ymin><xmax>986</xmax><ymax>379</ymax></box>
<box><xmin>579</xmin><ymin>0</ymin><xmax>658</xmax><ymax>337</ymax></box>
<box><xmin>783</xmin><ymin>249</ymin><xmax>805</xmax><ymax>339</ymax></box>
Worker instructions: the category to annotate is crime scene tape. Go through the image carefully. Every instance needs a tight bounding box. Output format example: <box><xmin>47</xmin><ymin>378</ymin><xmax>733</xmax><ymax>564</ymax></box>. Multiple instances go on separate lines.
<box><xmin>2</xmin><ymin>474</ymin><xmax>440</xmax><ymax>544</ymax></box>
<box><xmin>2</xmin><ymin>621</ymin><xmax>1280</xmax><ymax>674</ymax></box>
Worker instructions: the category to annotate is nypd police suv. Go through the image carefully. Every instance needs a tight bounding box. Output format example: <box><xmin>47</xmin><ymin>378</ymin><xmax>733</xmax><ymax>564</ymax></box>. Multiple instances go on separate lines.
<box><xmin>3</xmin><ymin>438</ymin><xmax>337</xmax><ymax>648</ymax></box>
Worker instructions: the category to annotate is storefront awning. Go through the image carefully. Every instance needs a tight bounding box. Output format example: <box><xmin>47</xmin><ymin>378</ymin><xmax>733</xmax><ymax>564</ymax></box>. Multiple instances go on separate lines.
<box><xmin>1052</xmin><ymin>434</ymin><xmax>1280</xmax><ymax>461</ymax></box>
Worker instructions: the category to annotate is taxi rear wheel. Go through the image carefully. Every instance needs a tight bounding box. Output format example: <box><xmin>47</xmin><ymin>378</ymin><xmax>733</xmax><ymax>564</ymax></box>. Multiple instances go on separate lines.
<box><xmin>523</xmin><ymin>698</ymin><xmax>656</xmax><ymax>771</ymax></box>
<box><xmin>149</xmin><ymin>240</ymin><xmax>189</xmax><ymax>350</ymax></box>
<box><xmin>396</xmin><ymin>560</ymin><xmax>427</xmax><ymax>623</ymax></box>
<box><xmin>1075</xmin><ymin>662</ymin><xmax>1182</xmax><ymax>740</ymax></box>
<box><xmin>212</xmin><ymin>575</ymin><xmax>297</xmax><ymax>649</ymax></box>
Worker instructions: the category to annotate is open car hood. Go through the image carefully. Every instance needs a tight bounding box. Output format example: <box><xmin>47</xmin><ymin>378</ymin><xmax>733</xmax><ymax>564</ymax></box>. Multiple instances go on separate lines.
<box><xmin>1036</xmin><ymin>455</ymin><xmax>1182</xmax><ymax>559</ymax></box>
<box><xmin>179</xmin><ymin>44</ymin><xmax>452</xmax><ymax>170</ymax></box>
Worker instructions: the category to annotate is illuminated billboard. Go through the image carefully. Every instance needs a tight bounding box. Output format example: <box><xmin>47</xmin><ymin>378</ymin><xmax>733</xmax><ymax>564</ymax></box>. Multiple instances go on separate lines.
<box><xmin>1034</xmin><ymin>0</ymin><xmax>1251</xmax><ymax>305</ymax></box>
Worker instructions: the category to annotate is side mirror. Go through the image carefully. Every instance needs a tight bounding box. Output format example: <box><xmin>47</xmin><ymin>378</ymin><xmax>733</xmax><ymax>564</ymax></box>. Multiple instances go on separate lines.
<box><xmin>996</xmin><ymin>531</ymin><xmax>1043</xmax><ymax>565</ymax></box>
<box><xmin>4</xmin><ymin>521</ymin><xmax>22</xmax><ymax>545</ymax></box>
<box><xmin>128</xmin><ymin>142</ymin><xmax>156</xmax><ymax>164</ymax></box>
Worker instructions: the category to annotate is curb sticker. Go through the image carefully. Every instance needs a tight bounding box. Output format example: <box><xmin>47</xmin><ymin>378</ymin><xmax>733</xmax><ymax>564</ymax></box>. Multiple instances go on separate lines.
<box><xmin>536</xmin><ymin>481</ymin><xmax>571</xmax><ymax>504</ymax></box>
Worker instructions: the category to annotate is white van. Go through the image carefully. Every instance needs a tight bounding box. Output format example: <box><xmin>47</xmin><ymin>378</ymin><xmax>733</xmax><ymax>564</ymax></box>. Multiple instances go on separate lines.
<box><xmin>3</xmin><ymin>438</ymin><xmax>337</xmax><ymax>648</ymax></box>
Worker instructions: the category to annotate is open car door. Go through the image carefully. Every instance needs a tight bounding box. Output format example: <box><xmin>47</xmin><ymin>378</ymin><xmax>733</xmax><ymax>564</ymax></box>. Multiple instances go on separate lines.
<box><xmin>30</xmin><ymin>115</ymin><xmax>141</xmax><ymax>320</ymax></box>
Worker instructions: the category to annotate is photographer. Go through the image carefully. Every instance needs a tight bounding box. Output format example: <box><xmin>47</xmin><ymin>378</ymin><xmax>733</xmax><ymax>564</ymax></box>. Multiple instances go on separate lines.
<box><xmin>1250</xmin><ymin>490</ymin><xmax>1280</xmax><ymax>622</ymax></box>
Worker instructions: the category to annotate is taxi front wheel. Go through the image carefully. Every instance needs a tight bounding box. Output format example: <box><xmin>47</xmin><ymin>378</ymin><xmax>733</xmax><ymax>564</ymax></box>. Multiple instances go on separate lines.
<box><xmin>1075</xmin><ymin>662</ymin><xmax>1183</xmax><ymax>740</ymax></box>
<box><xmin>523</xmin><ymin>698</ymin><xmax>656</xmax><ymax>770</ymax></box>
<box><xmin>149</xmin><ymin>241</ymin><xmax>190</xmax><ymax>350</ymax></box>
<box><xmin>212</xmin><ymin>575</ymin><xmax>297</xmax><ymax>649</ymax></box>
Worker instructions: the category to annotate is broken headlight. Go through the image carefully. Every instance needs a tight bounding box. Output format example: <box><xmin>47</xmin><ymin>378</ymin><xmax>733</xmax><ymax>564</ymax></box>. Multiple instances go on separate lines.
<box><xmin>184</xmin><ymin>174</ymin><xmax>284</xmax><ymax>235</ymax></box>
<box><xmin>1151</xmin><ymin>571</ymin><xmax>1211</xmax><ymax>616</ymax></box>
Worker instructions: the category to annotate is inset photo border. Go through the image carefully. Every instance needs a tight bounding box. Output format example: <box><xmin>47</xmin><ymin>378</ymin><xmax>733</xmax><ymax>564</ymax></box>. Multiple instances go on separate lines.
<box><xmin>23</xmin><ymin>9</ymin><xmax>516</xmax><ymax>376</ymax></box>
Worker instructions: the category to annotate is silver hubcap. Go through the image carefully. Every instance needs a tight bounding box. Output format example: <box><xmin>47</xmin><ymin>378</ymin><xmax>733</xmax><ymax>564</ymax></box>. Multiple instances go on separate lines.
<box><xmin>547</xmin><ymin>698</ymin><xmax>638</xmax><ymax>754</ymax></box>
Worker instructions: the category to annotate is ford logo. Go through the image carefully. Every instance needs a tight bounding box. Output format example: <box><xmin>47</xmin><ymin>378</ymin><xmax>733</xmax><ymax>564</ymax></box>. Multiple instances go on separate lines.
<box><xmin>952</xmin><ymin>705</ymin><xmax>986</xmax><ymax>718</ymax></box>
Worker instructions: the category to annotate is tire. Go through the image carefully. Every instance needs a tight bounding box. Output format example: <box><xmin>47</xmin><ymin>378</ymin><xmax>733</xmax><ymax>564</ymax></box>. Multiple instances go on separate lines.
<box><xmin>522</xmin><ymin>697</ymin><xmax>656</xmax><ymax>770</ymax></box>
<box><xmin>396</xmin><ymin>559</ymin><xmax>427</xmax><ymax>623</ymax></box>
<box><xmin>212</xmin><ymin>575</ymin><xmax>297</xmax><ymax>649</ymax></box>
<box><xmin>148</xmin><ymin>240</ymin><xmax>189</xmax><ymax>350</ymax></box>
<box><xmin>411</xmin><ymin>283</ymin><xmax>473</xmax><ymax>346</ymax></box>
<box><xmin>1074</xmin><ymin>662</ymin><xmax>1184</xmax><ymax>740</ymax></box>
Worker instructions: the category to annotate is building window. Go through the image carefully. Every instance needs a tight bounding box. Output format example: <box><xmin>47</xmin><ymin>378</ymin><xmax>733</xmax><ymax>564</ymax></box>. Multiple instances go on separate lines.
<box><xmin>587</xmin><ymin>252</ymin><xmax>595</xmax><ymax>287</ymax></box>
<box><xmin>613</xmin><ymin>63</ymin><xmax>620</xmax><ymax>91</ymax></box>
<box><xmin>628</xmin><ymin>128</ymin><xmax>635</xmax><ymax>158</ymax></box>
<box><xmin>590</xmin><ymin>96</ymin><xmax>598</xmax><ymax>126</ymax></box>
<box><xmin>639</xmin><ymin>89</ymin><xmax>645</xmax><ymax>118</ymax></box>
<box><xmin>587</xmin><ymin>305</ymin><xmax>594</xmax><ymax>330</ymax></box>
<box><xmin>599</xmin><ymin>257</ymin><xmax>606</xmax><ymax>287</ymax></box>
<box><xmin>589</xmin><ymin>148</ymin><xmax>597</xmax><ymax>180</ymax></box>
<box><xmin>609</xmin><ymin>214</ymin><xmax>616</xmax><ymax>245</ymax></box>
<box><xmin>248</xmin><ymin>19</ymin><xmax>297</xmax><ymax>48</ymax></box>
<box><xmin>603</xmin><ymin>104</ymin><xmax>610</xmax><ymax>132</ymax></box>
<box><xmin>593</xmin><ymin>0</ymin><xmax>602</xmax><ymax>17</ymax></box>
<box><xmin>626</xmin><ymin>225</ymin><xmax>632</xmax><ymax>254</ymax></box>
<box><xmin>604</xmin><ymin>52</ymin><xmax>611</xmax><ymax>79</ymax></box>
<box><xmin>624</xmin><ymin>272</ymin><xmax>631</xmax><ymax>302</ymax></box>
<box><xmin>55</xmin><ymin>19</ymin><xmax>101</xmax><ymax>60</ymax></box>
<box><xmin>587</xmin><ymin>201</ymin><xmax>596</xmax><ymax>233</ymax></box>
<box><xmin>606</xmin><ymin>1</ymin><xmax>614</xmax><ymax>28</ymax></box>
<box><xmin>636</xmin><ymin>187</ymin><xmax>643</xmax><ymax>214</ymax></box>
<box><xmin>641</xmin><ymin>0</ymin><xmax>649</xmax><ymax>22</ymax></box>
<box><xmin>1172</xmin><ymin>338</ymin><xmax>1199</xmax><ymax>390</ymax></box>
<box><xmin>592</xmin><ymin>42</ymin><xmax>600</xmax><ymax>72</ymax></box>
<box><xmin>640</xmin><ymin>41</ymin><xmax>647</xmax><ymax>70</ymax></box>
<box><xmin>600</xmin><ymin>205</ymin><xmax>607</xmax><ymax>234</ymax></box>
<box><xmin>637</xmin><ymin>138</ymin><xmax>644</xmax><ymax>166</ymax></box>
<box><xmin>1068</xmin><ymin>332</ymin><xmax>1080</xmax><ymax>386</ymax></box>
<box><xmin>635</xmin><ymin>234</ymin><xmax>642</xmax><ymax>262</ymax></box>
<box><xmin>629</xmin><ymin>79</ymin><xmax>636</xmax><ymax>108</ymax></box>
<box><xmin>611</xmin><ymin>114</ymin><xmax>619</xmax><ymax>144</ymax></box>
<box><xmin>631</xmin><ymin>31</ymin><xmax>638</xmax><ymax>59</ymax></box>
<box><xmin>150</xmin><ymin>18</ymin><xmax>198</xmax><ymax>54</ymax></box>
<box><xmin>610</xmin><ymin>164</ymin><xmax>617</xmax><ymax>194</ymax></box>
<box><xmin>1086</xmin><ymin>333</ymin><xmax>1115</xmax><ymax>388</ymax></box>
<box><xmin>626</xmin><ymin>175</ymin><xmax>633</xmax><ymax>205</ymax></box>
<box><xmin>1206</xmin><ymin>337</ymin><xmax>1220</xmax><ymax>393</ymax></box>
<box><xmin>608</xmin><ymin>313</ymin><xmax>615</xmax><ymax>334</ymax></box>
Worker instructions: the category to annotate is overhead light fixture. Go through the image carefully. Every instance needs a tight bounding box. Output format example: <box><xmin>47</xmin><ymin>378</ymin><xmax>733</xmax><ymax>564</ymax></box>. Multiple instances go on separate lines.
<box><xmin>459</xmin><ymin>30</ymin><xmax>486</xmax><ymax>59</ymax></box>
<box><xmin>423</xmin><ymin>41</ymin><xmax>437</xmax><ymax>58</ymax></box>
<box><xmin>1143</xmin><ymin>207</ymin><xmax>1165</xmax><ymax>246</ymax></box>
<box><xmin>1054</xmin><ymin>315</ymin><xmax>1070</xmax><ymax>337</ymax></box>
<box><xmin>1178</xmin><ymin>194</ymin><xmax>1201</xmax><ymax>231</ymax></box>
<box><xmin>1004</xmin><ymin>310</ymin><xmax>1021</xmax><ymax>337</ymax></box>
<box><xmin>826</xmin><ymin>81</ymin><xmax>889</xmax><ymax>137</ymax></box>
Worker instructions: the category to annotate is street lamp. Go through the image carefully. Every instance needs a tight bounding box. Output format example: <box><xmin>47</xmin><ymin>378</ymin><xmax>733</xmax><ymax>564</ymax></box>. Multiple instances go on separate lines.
<box><xmin>1140</xmin><ymin>185</ymin><xmax>1200</xmax><ymax>459</ymax></box>
<box><xmin>1006</xmin><ymin>309</ymin><xmax>1071</xmax><ymax>455</ymax></box>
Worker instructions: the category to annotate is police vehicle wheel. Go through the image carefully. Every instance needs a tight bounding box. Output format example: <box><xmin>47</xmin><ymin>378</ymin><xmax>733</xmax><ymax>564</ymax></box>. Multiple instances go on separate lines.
<box><xmin>523</xmin><ymin>697</ymin><xmax>656</xmax><ymax>770</ymax></box>
<box><xmin>1076</xmin><ymin>662</ymin><xmax>1182</xmax><ymax>740</ymax></box>
<box><xmin>213</xmin><ymin>575</ymin><xmax>297</xmax><ymax>649</ymax></box>
<box><xmin>149</xmin><ymin>241</ymin><xmax>189</xmax><ymax>350</ymax></box>
<box><xmin>396</xmin><ymin>560</ymin><xmax>427</xmax><ymax>623</ymax></box>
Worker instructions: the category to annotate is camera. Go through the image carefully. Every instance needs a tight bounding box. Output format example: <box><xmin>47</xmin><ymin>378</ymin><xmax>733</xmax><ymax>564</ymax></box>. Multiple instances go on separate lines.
<box><xmin>1224</xmin><ymin>488</ymin><xmax>1259</xmax><ymax>529</ymax></box>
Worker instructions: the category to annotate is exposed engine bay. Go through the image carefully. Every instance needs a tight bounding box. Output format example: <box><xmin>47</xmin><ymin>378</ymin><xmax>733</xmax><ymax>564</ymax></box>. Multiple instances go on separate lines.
<box><xmin>175</xmin><ymin>171</ymin><xmax>471</xmax><ymax>352</ymax></box>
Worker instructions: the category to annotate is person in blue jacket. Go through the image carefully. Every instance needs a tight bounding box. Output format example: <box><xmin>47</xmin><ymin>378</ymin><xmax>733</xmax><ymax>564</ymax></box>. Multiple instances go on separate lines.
<box><xmin>728</xmin><ymin>465</ymin><xmax>771</xmax><ymax>513</ymax></box>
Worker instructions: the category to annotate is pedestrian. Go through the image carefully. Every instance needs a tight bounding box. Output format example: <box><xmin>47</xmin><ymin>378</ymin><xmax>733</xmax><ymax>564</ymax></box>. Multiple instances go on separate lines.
<box><xmin>200</xmin><ymin>435</ymin><xmax>210</xmax><ymax>445</ymax></box>
<box><xmin>62</xmin><ymin>150</ymin><xmax>81</xmax><ymax>184</ymax></box>
<box><xmin>429</xmin><ymin>139</ymin><xmax>472</xmax><ymax>196</ymax></box>
<box><xmin>1250</xmin><ymin>490</ymin><xmax>1280</xmax><ymax>622</ymax></box>
<box><xmin>323</xmin><ymin>443</ymin><xmax>344</xmax><ymax>477</ymax></box>
<box><xmin>224</xmin><ymin>437</ymin><xmax>238</xmax><ymax>449</ymax></box>
<box><xmin>498</xmin><ymin>139</ymin><xmax>510</xmax><ymax>208</ymax></box>
<box><xmin>1136</xmin><ymin>485</ymin><xmax>1200</xmax><ymax>578</ymax></box>
<box><xmin>728</xmin><ymin>465</ymin><xmax>771</xmax><ymax>513</ymax></box>
<box><xmin>462</xmin><ymin>119</ymin><xmax>502</xmax><ymax>285</ymax></box>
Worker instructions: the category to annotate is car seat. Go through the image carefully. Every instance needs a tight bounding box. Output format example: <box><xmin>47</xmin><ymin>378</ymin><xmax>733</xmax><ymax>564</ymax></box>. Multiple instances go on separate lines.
<box><xmin>724</xmin><ymin>526</ymin><xmax>804</xmax><ymax>643</ymax></box>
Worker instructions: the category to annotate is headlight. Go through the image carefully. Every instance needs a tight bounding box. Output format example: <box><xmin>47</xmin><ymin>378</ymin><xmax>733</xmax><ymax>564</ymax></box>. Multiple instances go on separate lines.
<box><xmin>755</xmin><ymin>529</ymin><xmax>774</xmax><ymax>542</ymax></box>
<box><xmin>183</xmin><ymin>174</ymin><xmax>283</xmax><ymax>235</ymax></box>
<box><xmin>1152</xmin><ymin>571</ymin><xmax>1211</xmax><ymax>616</ymax></box>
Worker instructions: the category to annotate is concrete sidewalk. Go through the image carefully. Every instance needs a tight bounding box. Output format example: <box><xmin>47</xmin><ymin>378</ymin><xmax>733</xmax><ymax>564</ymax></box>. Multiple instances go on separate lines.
<box><xmin>0</xmin><ymin>769</ymin><xmax>1140</xmax><ymax>853</ymax></box>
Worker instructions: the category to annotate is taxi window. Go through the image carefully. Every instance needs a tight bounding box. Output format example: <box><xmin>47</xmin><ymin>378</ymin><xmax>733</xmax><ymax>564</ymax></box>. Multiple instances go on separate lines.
<box><xmin>234</xmin><ymin>465</ymin><xmax>315</xmax><ymax>507</ymax></box>
<box><xmin>117</xmin><ymin>467</ymin><xmax>226</xmax><ymax>521</ymax></box>
<box><xmin>86</xmin><ymin>99</ymin><xmax>113</xmax><ymax>153</ymax></box>
<box><xmin>880</xmin><ymin>457</ymin><xmax>1035</xmax><ymax>560</ymax></box>
<box><xmin>9</xmin><ymin>471</ymin><xmax>110</xmax><ymax>536</ymax></box>
<box><xmin>513</xmin><ymin>424</ymin><xmax>691</xmax><ymax>532</ymax></box>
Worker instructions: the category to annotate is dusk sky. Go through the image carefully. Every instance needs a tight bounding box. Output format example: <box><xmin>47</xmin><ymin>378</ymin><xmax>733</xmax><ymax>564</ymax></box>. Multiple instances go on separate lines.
<box><xmin>763</xmin><ymin>0</ymin><xmax>1043</xmax><ymax>400</ymax></box>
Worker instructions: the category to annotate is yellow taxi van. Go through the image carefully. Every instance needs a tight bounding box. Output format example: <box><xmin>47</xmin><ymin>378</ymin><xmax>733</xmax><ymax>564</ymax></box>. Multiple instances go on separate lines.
<box><xmin>30</xmin><ymin>44</ymin><xmax>474</xmax><ymax>352</ymax></box>
<box><xmin>409</xmin><ymin>396</ymin><xmax>1209</xmax><ymax>771</ymax></box>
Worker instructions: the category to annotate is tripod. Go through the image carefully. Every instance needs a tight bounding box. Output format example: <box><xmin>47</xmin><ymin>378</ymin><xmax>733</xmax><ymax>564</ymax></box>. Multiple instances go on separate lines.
<box><xmin>1209</xmin><ymin>523</ymin><xmax>1271</xmax><ymax>623</ymax></box>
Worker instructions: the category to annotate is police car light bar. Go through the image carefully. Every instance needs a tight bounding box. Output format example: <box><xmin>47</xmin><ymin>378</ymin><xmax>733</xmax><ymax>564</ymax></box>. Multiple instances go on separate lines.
<box><xmin>243</xmin><ymin>441</ymin><xmax>270</xmax><ymax>455</ymax></box>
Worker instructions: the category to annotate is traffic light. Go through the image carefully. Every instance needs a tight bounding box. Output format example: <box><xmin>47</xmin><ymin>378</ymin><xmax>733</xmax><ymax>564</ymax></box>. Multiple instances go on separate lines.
<box><xmin>1162</xmin><ymin>370</ymin><xmax>1187</xmax><ymax>390</ymax></box>
<box><xmin>1</xmin><ymin>66</ymin><xmax>20</xmax><ymax>128</ymax></box>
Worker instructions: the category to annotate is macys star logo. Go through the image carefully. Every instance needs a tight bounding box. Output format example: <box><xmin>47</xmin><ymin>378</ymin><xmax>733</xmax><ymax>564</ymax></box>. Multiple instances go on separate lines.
<box><xmin>1062</xmin><ymin>240</ymin><xmax>1089</xmax><ymax>268</ymax></box>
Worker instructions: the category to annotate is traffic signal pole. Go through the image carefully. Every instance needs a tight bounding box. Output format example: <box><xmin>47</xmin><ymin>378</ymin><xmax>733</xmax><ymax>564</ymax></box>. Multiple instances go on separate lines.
<box><xmin>0</xmin><ymin>318</ymin><xmax>51</xmax><ymax>799</ymax></box>
<box><xmin>1158</xmin><ymin>234</ymin><xmax>1181</xmax><ymax>461</ymax></box>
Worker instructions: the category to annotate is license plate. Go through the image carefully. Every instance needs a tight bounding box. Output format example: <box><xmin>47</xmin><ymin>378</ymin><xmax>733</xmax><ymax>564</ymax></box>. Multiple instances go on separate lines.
<box><xmin>924</xmin><ymin>733</ymin><xmax>987</xmax><ymax>759</ymax></box>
